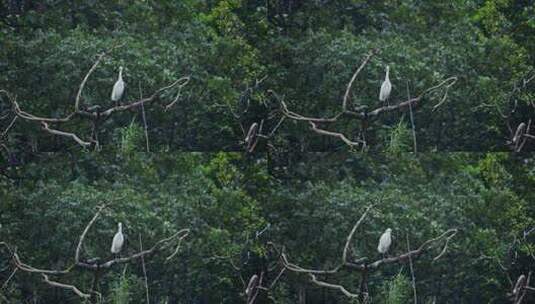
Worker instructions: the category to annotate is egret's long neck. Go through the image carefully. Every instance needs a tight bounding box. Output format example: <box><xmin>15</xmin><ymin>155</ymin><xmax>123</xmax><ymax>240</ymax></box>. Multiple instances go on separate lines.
<box><xmin>118</xmin><ymin>69</ymin><xmax>123</xmax><ymax>81</ymax></box>
<box><xmin>385</xmin><ymin>68</ymin><xmax>390</xmax><ymax>81</ymax></box>
<box><xmin>118</xmin><ymin>225</ymin><xmax>122</xmax><ymax>233</ymax></box>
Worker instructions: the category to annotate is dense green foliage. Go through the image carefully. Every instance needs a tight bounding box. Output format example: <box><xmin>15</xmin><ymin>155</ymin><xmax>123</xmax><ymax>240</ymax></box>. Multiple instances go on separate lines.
<box><xmin>0</xmin><ymin>0</ymin><xmax>533</xmax><ymax>152</ymax></box>
<box><xmin>1</xmin><ymin>153</ymin><xmax>533</xmax><ymax>303</ymax></box>
<box><xmin>0</xmin><ymin>1</ymin><xmax>534</xmax><ymax>303</ymax></box>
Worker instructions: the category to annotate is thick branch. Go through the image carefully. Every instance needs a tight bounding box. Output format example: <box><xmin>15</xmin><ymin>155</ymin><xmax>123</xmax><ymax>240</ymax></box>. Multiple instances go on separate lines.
<box><xmin>0</xmin><ymin>116</ymin><xmax>17</xmax><ymax>139</ymax></box>
<box><xmin>308</xmin><ymin>121</ymin><xmax>365</xmax><ymax>147</ymax></box>
<box><xmin>42</xmin><ymin>274</ymin><xmax>91</xmax><ymax>299</ymax></box>
<box><xmin>41</xmin><ymin>122</ymin><xmax>92</xmax><ymax>147</ymax></box>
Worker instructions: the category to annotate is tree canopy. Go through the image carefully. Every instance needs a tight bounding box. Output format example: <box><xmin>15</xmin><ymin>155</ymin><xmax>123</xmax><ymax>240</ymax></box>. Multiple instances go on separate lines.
<box><xmin>0</xmin><ymin>1</ymin><xmax>534</xmax><ymax>303</ymax></box>
<box><xmin>1</xmin><ymin>153</ymin><xmax>534</xmax><ymax>303</ymax></box>
<box><xmin>0</xmin><ymin>0</ymin><xmax>533</xmax><ymax>152</ymax></box>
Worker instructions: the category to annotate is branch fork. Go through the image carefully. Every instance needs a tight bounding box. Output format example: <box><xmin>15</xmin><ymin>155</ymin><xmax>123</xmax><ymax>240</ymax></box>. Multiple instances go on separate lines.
<box><xmin>1</xmin><ymin>202</ymin><xmax>190</xmax><ymax>300</ymax></box>
<box><xmin>2</xmin><ymin>44</ymin><xmax>190</xmax><ymax>148</ymax></box>
<box><xmin>273</xmin><ymin>205</ymin><xmax>457</xmax><ymax>301</ymax></box>
<box><xmin>271</xmin><ymin>49</ymin><xmax>457</xmax><ymax>148</ymax></box>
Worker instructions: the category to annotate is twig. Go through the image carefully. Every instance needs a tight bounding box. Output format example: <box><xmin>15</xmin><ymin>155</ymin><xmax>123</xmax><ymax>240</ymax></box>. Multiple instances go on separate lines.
<box><xmin>309</xmin><ymin>121</ymin><xmax>365</xmax><ymax>147</ymax></box>
<box><xmin>164</xmin><ymin>77</ymin><xmax>189</xmax><ymax>111</ymax></box>
<box><xmin>406</xmin><ymin>81</ymin><xmax>417</xmax><ymax>153</ymax></box>
<box><xmin>42</xmin><ymin>274</ymin><xmax>91</xmax><ymax>299</ymax></box>
<box><xmin>139</xmin><ymin>234</ymin><xmax>150</xmax><ymax>304</ymax></box>
<box><xmin>342</xmin><ymin>205</ymin><xmax>374</xmax><ymax>264</ymax></box>
<box><xmin>41</xmin><ymin>122</ymin><xmax>92</xmax><ymax>147</ymax></box>
<box><xmin>1</xmin><ymin>268</ymin><xmax>17</xmax><ymax>290</ymax></box>
<box><xmin>75</xmin><ymin>204</ymin><xmax>109</xmax><ymax>264</ymax></box>
<box><xmin>272</xmin><ymin>51</ymin><xmax>457</xmax><ymax>148</ymax></box>
<box><xmin>406</xmin><ymin>234</ymin><xmax>417</xmax><ymax>304</ymax></box>
<box><xmin>139</xmin><ymin>82</ymin><xmax>150</xmax><ymax>152</ymax></box>
<box><xmin>165</xmin><ymin>230</ymin><xmax>190</xmax><ymax>262</ymax></box>
<box><xmin>309</xmin><ymin>274</ymin><xmax>360</xmax><ymax>298</ymax></box>
<box><xmin>0</xmin><ymin>116</ymin><xmax>17</xmax><ymax>139</ymax></box>
<box><xmin>269</xmin><ymin>267</ymin><xmax>286</xmax><ymax>289</ymax></box>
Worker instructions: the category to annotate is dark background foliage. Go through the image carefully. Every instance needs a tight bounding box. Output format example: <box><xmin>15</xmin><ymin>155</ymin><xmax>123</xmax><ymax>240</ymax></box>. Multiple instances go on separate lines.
<box><xmin>0</xmin><ymin>152</ymin><xmax>534</xmax><ymax>303</ymax></box>
<box><xmin>0</xmin><ymin>0</ymin><xmax>533</xmax><ymax>152</ymax></box>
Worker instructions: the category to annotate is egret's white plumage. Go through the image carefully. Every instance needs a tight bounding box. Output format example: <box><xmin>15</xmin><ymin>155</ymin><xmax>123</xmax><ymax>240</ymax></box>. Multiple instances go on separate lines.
<box><xmin>377</xmin><ymin>228</ymin><xmax>392</xmax><ymax>254</ymax></box>
<box><xmin>379</xmin><ymin>66</ymin><xmax>392</xmax><ymax>103</ymax></box>
<box><xmin>111</xmin><ymin>66</ymin><xmax>125</xmax><ymax>102</ymax></box>
<box><xmin>111</xmin><ymin>222</ymin><xmax>124</xmax><ymax>254</ymax></box>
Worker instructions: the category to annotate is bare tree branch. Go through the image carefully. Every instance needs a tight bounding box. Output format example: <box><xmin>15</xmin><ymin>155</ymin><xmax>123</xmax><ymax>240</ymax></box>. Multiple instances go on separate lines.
<box><xmin>139</xmin><ymin>234</ymin><xmax>150</xmax><ymax>304</ymax></box>
<box><xmin>270</xmin><ymin>49</ymin><xmax>458</xmax><ymax>148</ymax></box>
<box><xmin>1</xmin><ymin>199</ymin><xmax>190</xmax><ymax>300</ymax></box>
<box><xmin>1</xmin><ymin>45</ymin><xmax>190</xmax><ymax>149</ymax></box>
<box><xmin>0</xmin><ymin>116</ymin><xmax>17</xmax><ymax>139</ymax></box>
<box><xmin>246</xmin><ymin>273</ymin><xmax>262</xmax><ymax>304</ymax></box>
<box><xmin>406</xmin><ymin>234</ymin><xmax>418</xmax><ymax>304</ymax></box>
<box><xmin>342</xmin><ymin>205</ymin><xmax>374</xmax><ymax>264</ymax></box>
<box><xmin>75</xmin><ymin>42</ymin><xmax>125</xmax><ymax>111</ymax></box>
<box><xmin>343</xmin><ymin>49</ymin><xmax>380</xmax><ymax>111</ymax></box>
<box><xmin>274</xmin><ymin>206</ymin><xmax>457</xmax><ymax>300</ymax></box>
<box><xmin>309</xmin><ymin>273</ymin><xmax>360</xmax><ymax>298</ymax></box>
<box><xmin>41</xmin><ymin>274</ymin><xmax>91</xmax><ymax>299</ymax></box>
<box><xmin>40</xmin><ymin>121</ymin><xmax>92</xmax><ymax>147</ymax></box>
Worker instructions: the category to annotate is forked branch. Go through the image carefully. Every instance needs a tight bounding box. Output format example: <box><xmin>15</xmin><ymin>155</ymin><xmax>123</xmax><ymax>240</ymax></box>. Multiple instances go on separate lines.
<box><xmin>2</xmin><ymin>44</ymin><xmax>190</xmax><ymax>149</ymax></box>
<box><xmin>272</xmin><ymin>49</ymin><xmax>457</xmax><ymax>148</ymax></box>
<box><xmin>275</xmin><ymin>205</ymin><xmax>457</xmax><ymax>300</ymax></box>
<box><xmin>0</xmin><ymin>201</ymin><xmax>190</xmax><ymax>300</ymax></box>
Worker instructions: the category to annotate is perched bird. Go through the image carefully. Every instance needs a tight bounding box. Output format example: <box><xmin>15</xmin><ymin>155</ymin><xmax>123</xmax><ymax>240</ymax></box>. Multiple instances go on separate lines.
<box><xmin>110</xmin><ymin>222</ymin><xmax>124</xmax><ymax>255</ymax></box>
<box><xmin>111</xmin><ymin>66</ymin><xmax>125</xmax><ymax>105</ymax></box>
<box><xmin>377</xmin><ymin>228</ymin><xmax>392</xmax><ymax>256</ymax></box>
<box><xmin>379</xmin><ymin>65</ymin><xmax>392</xmax><ymax>104</ymax></box>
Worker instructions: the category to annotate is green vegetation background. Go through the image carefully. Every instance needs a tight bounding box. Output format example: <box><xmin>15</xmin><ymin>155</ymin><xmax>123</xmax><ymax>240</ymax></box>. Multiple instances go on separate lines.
<box><xmin>0</xmin><ymin>1</ymin><xmax>534</xmax><ymax>303</ymax></box>
<box><xmin>0</xmin><ymin>0</ymin><xmax>533</xmax><ymax>151</ymax></box>
<box><xmin>1</xmin><ymin>152</ymin><xmax>534</xmax><ymax>303</ymax></box>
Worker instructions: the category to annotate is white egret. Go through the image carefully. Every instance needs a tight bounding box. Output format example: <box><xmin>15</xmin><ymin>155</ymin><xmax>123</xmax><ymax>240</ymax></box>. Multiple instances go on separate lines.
<box><xmin>111</xmin><ymin>66</ymin><xmax>125</xmax><ymax>104</ymax></box>
<box><xmin>110</xmin><ymin>222</ymin><xmax>124</xmax><ymax>255</ymax></box>
<box><xmin>379</xmin><ymin>65</ymin><xmax>392</xmax><ymax>104</ymax></box>
<box><xmin>377</xmin><ymin>228</ymin><xmax>392</xmax><ymax>256</ymax></box>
